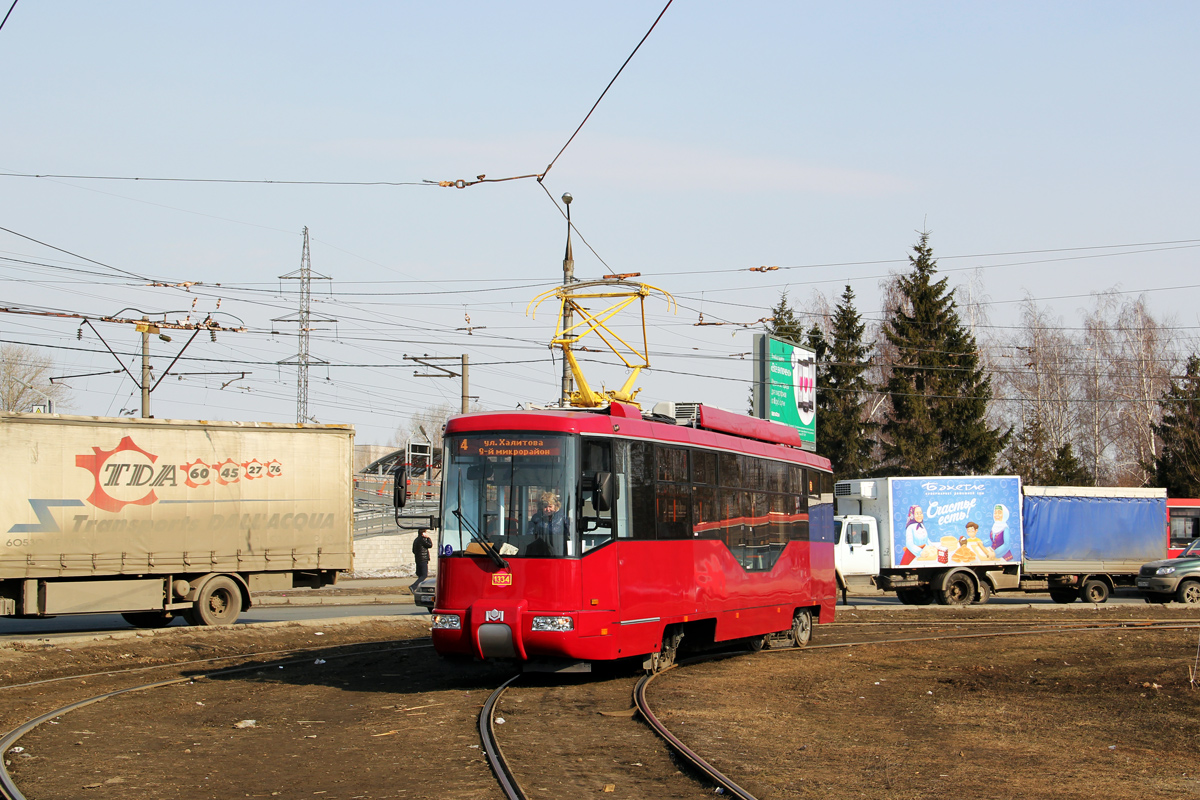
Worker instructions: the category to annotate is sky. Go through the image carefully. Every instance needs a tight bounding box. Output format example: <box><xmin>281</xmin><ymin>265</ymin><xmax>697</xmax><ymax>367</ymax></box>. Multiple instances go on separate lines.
<box><xmin>1</xmin><ymin>1</ymin><xmax>1198</xmax><ymax>444</ymax></box>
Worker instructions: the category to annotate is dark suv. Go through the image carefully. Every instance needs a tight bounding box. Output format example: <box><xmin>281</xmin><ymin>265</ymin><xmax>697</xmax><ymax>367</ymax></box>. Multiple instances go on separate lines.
<box><xmin>1139</xmin><ymin>540</ymin><xmax>1200</xmax><ymax>604</ymax></box>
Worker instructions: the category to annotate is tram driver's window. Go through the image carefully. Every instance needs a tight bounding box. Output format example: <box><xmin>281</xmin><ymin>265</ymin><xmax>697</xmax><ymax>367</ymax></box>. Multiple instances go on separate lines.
<box><xmin>581</xmin><ymin>438</ymin><xmax>618</xmax><ymax>551</ymax></box>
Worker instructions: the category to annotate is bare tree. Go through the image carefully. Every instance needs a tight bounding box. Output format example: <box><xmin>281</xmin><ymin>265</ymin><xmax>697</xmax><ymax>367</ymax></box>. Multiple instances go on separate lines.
<box><xmin>1110</xmin><ymin>295</ymin><xmax>1178</xmax><ymax>485</ymax></box>
<box><xmin>1078</xmin><ymin>292</ymin><xmax>1120</xmax><ymax>484</ymax></box>
<box><xmin>390</xmin><ymin>401</ymin><xmax>483</xmax><ymax>449</ymax></box>
<box><xmin>0</xmin><ymin>344</ymin><xmax>68</xmax><ymax>413</ymax></box>
<box><xmin>1000</xmin><ymin>296</ymin><xmax>1077</xmax><ymax>452</ymax></box>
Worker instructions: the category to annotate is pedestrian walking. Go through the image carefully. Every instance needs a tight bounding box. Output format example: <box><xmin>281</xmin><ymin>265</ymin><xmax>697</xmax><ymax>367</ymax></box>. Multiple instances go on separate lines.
<box><xmin>411</xmin><ymin>528</ymin><xmax>433</xmax><ymax>594</ymax></box>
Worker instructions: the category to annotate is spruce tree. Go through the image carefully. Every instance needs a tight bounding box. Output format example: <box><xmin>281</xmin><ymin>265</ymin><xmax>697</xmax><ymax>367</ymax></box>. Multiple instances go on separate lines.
<box><xmin>1047</xmin><ymin>443</ymin><xmax>1093</xmax><ymax>486</ymax></box>
<box><xmin>767</xmin><ymin>292</ymin><xmax>805</xmax><ymax>345</ymax></box>
<box><xmin>1152</xmin><ymin>354</ymin><xmax>1200</xmax><ymax>496</ymax></box>
<box><xmin>819</xmin><ymin>285</ymin><xmax>877</xmax><ymax>478</ymax></box>
<box><xmin>1002</xmin><ymin>418</ymin><xmax>1054</xmax><ymax>484</ymax></box>
<box><xmin>881</xmin><ymin>232</ymin><xmax>1007</xmax><ymax>475</ymax></box>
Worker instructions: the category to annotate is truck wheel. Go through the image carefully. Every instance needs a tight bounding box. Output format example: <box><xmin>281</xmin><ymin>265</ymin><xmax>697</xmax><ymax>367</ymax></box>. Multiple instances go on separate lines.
<box><xmin>1176</xmin><ymin>580</ymin><xmax>1200</xmax><ymax>605</ymax></box>
<box><xmin>1049</xmin><ymin>589</ymin><xmax>1077</xmax><ymax>604</ymax></box>
<box><xmin>897</xmin><ymin>587</ymin><xmax>934</xmax><ymax>605</ymax></box>
<box><xmin>791</xmin><ymin>609</ymin><xmax>812</xmax><ymax>648</ymax></box>
<box><xmin>1080</xmin><ymin>579</ymin><xmax>1109</xmax><ymax>604</ymax></box>
<box><xmin>121</xmin><ymin>612</ymin><xmax>176</xmax><ymax>628</ymax></box>
<box><xmin>937</xmin><ymin>572</ymin><xmax>975</xmax><ymax>606</ymax></box>
<box><xmin>975</xmin><ymin>579</ymin><xmax>992</xmax><ymax>605</ymax></box>
<box><xmin>185</xmin><ymin>576</ymin><xmax>242</xmax><ymax>626</ymax></box>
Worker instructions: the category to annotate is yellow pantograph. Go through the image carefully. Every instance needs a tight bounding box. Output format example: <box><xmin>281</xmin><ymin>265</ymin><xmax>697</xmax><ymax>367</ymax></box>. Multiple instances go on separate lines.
<box><xmin>527</xmin><ymin>279</ymin><xmax>675</xmax><ymax>408</ymax></box>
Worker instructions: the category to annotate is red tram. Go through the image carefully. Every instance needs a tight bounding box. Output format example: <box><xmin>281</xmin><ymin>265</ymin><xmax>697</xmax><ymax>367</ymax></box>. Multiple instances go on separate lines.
<box><xmin>407</xmin><ymin>401</ymin><xmax>836</xmax><ymax>671</ymax></box>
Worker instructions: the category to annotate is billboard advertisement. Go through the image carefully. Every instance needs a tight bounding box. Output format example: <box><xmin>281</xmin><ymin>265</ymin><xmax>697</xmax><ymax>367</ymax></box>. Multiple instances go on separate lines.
<box><xmin>752</xmin><ymin>333</ymin><xmax>816</xmax><ymax>450</ymax></box>
<box><xmin>887</xmin><ymin>476</ymin><xmax>1022</xmax><ymax>569</ymax></box>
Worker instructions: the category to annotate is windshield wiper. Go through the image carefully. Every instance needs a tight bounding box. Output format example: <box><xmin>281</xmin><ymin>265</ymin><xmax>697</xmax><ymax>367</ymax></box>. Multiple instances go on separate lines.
<box><xmin>453</xmin><ymin>507</ymin><xmax>509</xmax><ymax>570</ymax></box>
<box><xmin>453</xmin><ymin>478</ymin><xmax>509</xmax><ymax>570</ymax></box>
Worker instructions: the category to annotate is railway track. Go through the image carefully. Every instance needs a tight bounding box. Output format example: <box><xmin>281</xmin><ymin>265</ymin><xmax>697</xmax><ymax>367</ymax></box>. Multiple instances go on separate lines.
<box><xmin>475</xmin><ymin>617</ymin><xmax>1200</xmax><ymax>800</ymax></box>
<box><xmin>0</xmin><ymin>640</ymin><xmax>436</xmax><ymax>800</ymax></box>
<box><xmin>4</xmin><ymin>617</ymin><xmax>1197</xmax><ymax>800</ymax></box>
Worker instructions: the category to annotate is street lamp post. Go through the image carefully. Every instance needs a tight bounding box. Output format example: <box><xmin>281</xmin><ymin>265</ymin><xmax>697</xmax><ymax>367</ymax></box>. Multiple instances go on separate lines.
<box><xmin>561</xmin><ymin>192</ymin><xmax>574</xmax><ymax>405</ymax></box>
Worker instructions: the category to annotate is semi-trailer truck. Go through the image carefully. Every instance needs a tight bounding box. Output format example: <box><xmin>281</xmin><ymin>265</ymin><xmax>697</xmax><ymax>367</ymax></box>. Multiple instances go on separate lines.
<box><xmin>1</xmin><ymin>413</ymin><xmax>354</xmax><ymax>626</ymax></box>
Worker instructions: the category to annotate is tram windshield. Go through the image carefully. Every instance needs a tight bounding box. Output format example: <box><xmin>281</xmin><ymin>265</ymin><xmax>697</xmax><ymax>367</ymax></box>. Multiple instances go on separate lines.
<box><xmin>442</xmin><ymin>434</ymin><xmax>577</xmax><ymax>558</ymax></box>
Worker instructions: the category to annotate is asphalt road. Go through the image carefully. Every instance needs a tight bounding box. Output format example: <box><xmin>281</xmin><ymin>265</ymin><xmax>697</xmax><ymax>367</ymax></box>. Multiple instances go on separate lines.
<box><xmin>0</xmin><ymin>589</ymin><xmax>1155</xmax><ymax>642</ymax></box>
<box><xmin>0</xmin><ymin>602</ymin><xmax>427</xmax><ymax>641</ymax></box>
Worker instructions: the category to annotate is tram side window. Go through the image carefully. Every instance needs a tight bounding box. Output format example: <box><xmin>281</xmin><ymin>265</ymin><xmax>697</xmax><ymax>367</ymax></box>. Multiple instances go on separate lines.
<box><xmin>789</xmin><ymin>465</ymin><xmax>806</xmax><ymax>499</ymax></box>
<box><xmin>692</xmin><ymin>450</ymin><xmax>717</xmax><ymax>486</ymax></box>
<box><xmin>693</xmin><ymin>485</ymin><xmax>720</xmax><ymax>539</ymax></box>
<box><xmin>656</xmin><ymin>446</ymin><xmax>692</xmax><ymax>539</ymax></box>
<box><xmin>656</xmin><ymin>481</ymin><xmax>692</xmax><ymax>539</ymax></box>
<box><xmin>629</xmin><ymin>441</ymin><xmax>657</xmax><ymax>540</ymax></box>
<box><xmin>740</xmin><ymin>455</ymin><xmax>764</xmax><ymax>490</ymax></box>
<box><xmin>613</xmin><ymin>440</ymin><xmax>633</xmax><ymax>539</ymax></box>
<box><xmin>719</xmin><ymin>452</ymin><xmax>740</xmax><ymax>488</ymax></box>
<box><xmin>765</xmin><ymin>460</ymin><xmax>788</xmax><ymax>493</ymax></box>
<box><xmin>786</xmin><ymin>491</ymin><xmax>810</xmax><ymax>542</ymax></box>
<box><xmin>719</xmin><ymin>489</ymin><xmax>749</xmax><ymax>552</ymax></box>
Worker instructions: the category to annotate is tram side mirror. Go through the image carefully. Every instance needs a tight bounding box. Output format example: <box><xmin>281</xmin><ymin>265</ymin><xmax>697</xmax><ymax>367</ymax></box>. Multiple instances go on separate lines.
<box><xmin>393</xmin><ymin>464</ymin><xmax>407</xmax><ymax>509</ymax></box>
<box><xmin>593</xmin><ymin>471</ymin><xmax>615</xmax><ymax>512</ymax></box>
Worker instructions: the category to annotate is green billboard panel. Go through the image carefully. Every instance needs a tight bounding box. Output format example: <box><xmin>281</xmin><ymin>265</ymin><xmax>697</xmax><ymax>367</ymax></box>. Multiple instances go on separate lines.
<box><xmin>753</xmin><ymin>334</ymin><xmax>816</xmax><ymax>450</ymax></box>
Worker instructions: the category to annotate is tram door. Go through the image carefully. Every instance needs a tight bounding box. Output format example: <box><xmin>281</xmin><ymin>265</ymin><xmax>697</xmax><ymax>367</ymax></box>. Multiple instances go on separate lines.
<box><xmin>580</xmin><ymin>439</ymin><xmax>625</xmax><ymax>612</ymax></box>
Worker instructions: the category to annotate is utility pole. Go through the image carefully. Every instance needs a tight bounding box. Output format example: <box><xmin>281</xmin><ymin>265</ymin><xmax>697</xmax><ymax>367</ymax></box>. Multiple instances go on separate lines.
<box><xmin>405</xmin><ymin>354</ymin><xmax>471</xmax><ymax>414</ymax></box>
<box><xmin>276</xmin><ymin>227</ymin><xmax>334</xmax><ymax>423</ymax></box>
<box><xmin>0</xmin><ymin>307</ymin><xmax>244</xmax><ymax>418</ymax></box>
<box><xmin>140</xmin><ymin>317</ymin><xmax>151</xmax><ymax>418</ymax></box>
<box><xmin>561</xmin><ymin>192</ymin><xmax>575</xmax><ymax>405</ymax></box>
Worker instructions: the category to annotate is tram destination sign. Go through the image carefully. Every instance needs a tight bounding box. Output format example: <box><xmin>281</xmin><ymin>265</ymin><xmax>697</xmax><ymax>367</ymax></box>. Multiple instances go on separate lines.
<box><xmin>456</xmin><ymin>437</ymin><xmax>562</xmax><ymax>459</ymax></box>
<box><xmin>752</xmin><ymin>333</ymin><xmax>816</xmax><ymax>450</ymax></box>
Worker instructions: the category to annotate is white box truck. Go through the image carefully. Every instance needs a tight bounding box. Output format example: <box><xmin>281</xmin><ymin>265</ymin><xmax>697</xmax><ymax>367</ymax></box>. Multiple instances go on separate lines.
<box><xmin>1</xmin><ymin>413</ymin><xmax>354</xmax><ymax>626</ymax></box>
<box><xmin>834</xmin><ymin>477</ymin><xmax>1166</xmax><ymax>605</ymax></box>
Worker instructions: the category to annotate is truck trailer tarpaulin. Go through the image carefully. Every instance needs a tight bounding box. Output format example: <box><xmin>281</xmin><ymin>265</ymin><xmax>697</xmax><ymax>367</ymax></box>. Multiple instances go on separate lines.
<box><xmin>1</xmin><ymin>413</ymin><xmax>354</xmax><ymax>624</ymax></box>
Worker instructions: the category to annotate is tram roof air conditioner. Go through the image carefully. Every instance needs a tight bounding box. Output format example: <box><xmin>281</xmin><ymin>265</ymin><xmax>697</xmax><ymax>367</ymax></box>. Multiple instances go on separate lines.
<box><xmin>650</xmin><ymin>401</ymin><xmax>701</xmax><ymax>425</ymax></box>
<box><xmin>835</xmin><ymin>480</ymin><xmax>876</xmax><ymax>500</ymax></box>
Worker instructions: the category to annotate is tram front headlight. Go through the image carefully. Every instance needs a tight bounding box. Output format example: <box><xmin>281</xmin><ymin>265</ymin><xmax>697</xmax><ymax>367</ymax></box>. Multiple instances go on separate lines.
<box><xmin>531</xmin><ymin>615</ymin><xmax>574</xmax><ymax>632</ymax></box>
<box><xmin>431</xmin><ymin>613</ymin><xmax>462</xmax><ymax>630</ymax></box>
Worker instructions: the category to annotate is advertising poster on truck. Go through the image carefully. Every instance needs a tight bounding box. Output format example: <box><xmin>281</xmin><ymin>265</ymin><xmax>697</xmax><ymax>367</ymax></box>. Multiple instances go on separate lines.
<box><xmin>888</xmin><ymin>476</ymin><xmax>1022</xmax><ymax>569</ymax></box>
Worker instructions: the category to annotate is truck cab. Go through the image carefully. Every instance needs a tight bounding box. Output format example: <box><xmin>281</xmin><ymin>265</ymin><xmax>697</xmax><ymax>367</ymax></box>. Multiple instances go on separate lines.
<box><xmin>834</xmin><ymin>515</ymin><xmax>880</xmax><ymax>581</ymax></box>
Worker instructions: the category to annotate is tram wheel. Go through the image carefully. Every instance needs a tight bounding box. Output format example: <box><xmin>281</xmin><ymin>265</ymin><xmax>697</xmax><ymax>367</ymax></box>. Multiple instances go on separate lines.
<box><xmin>747</xmin><ymin>634</ymin><xmax>768</xmax><ymax>652</ymax></box>
<box><xmin>791</xmin><ymin>609</ymin><xmax>812</xmax><ymax>648</ymax></box>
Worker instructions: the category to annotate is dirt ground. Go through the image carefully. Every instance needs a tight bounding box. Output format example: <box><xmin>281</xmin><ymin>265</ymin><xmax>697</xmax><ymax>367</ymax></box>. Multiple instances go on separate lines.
<box><xmin>3</xmin><ymin>606</ymin><xmax>1200</xmax><ymax>799</ymax></box>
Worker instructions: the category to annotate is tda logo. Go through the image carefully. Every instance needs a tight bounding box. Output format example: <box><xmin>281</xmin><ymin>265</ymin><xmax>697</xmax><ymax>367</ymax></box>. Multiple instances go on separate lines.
<box><xmin>75</xmin><ymin>436</ymin><xmax>177</xmax><ymax>512</ymax></box>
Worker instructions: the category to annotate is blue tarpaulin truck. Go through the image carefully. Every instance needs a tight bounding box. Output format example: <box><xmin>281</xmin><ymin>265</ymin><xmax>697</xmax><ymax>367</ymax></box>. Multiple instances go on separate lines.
<box><xmin>834</xmin><ymin>479</ymin><xmax>1167</xmax><ymax>605</ymax></box>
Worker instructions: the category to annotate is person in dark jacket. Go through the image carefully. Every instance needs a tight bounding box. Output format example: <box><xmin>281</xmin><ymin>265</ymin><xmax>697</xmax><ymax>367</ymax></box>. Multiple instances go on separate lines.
<box><xmin>526</xmin><ymin>492</ymin><xmax>564</xmax><ymax>556</ymax></box>
<box><xmin>411</xmin><ymin>528</ymin><xmax>433</xmax><ymax>594</ymax></box>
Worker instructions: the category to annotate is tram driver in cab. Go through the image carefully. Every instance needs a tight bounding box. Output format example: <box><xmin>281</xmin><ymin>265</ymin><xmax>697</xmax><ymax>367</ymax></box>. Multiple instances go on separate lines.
<box><xmin>527</xmin><ymin>490</ymin><xmax>566</xmax><ymax>556</ymax></box>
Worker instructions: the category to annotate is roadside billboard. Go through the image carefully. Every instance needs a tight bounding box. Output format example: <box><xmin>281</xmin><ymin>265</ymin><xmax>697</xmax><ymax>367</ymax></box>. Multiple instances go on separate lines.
<box><xmin>752</xmin><ymin>333</ymin><xmax>816</xmax><ymax>450</ymax></box>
